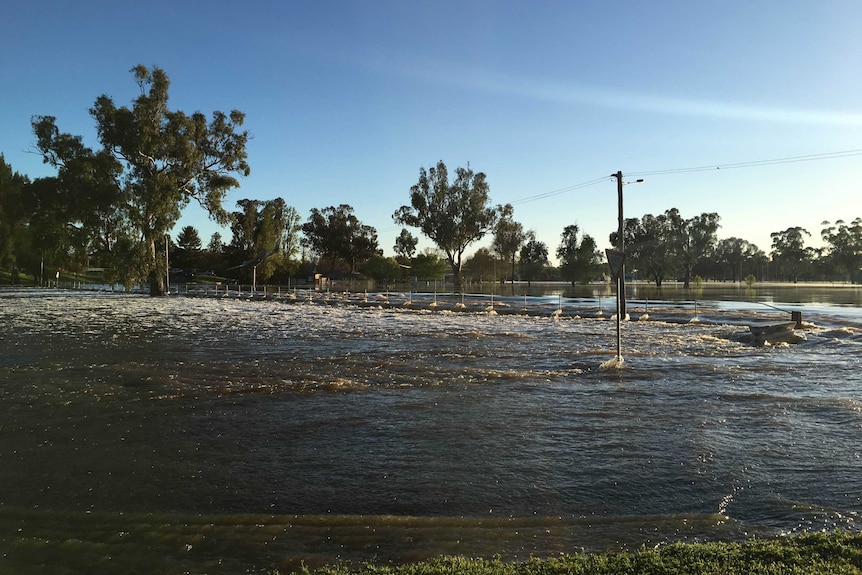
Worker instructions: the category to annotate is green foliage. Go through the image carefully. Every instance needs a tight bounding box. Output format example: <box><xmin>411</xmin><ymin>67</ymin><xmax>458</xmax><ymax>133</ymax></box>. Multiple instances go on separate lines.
<box><xmin>288</xmin><ymin>532</ymin><xmax>862</xmax><ymax>575</ymax></box>
<box><xmin>821</xmin><ymin>218</ymin><xmax>862</xmax><ymax>283</ymax></box>
<box><xmin>394</xmin><ymin>228</ymin><xmax>418</xmax><ymax>260</ymax></box>
<box><xmin>612</xmin><ymin>209</ymin><xmax>720</xmax><ymax>288</ymax></box>
<box><xmin>463</xmin><ymin>247</ymin><xmax>498</xmax><ymax>282</ymax></box>
<box><xmin>409</xmin><ymin>250</ymin><xmax>447</xmax><ymax>281</ymax></box>
<box><xmin>230</xmin><ymin>198</ymin><xmax>301</xmax><ymax>281</ymax></box>
<box><xmin>745</xmin><ymin>274</ymin><xmax>757</xmax><ymax>287</ymax></box>
<box><xmin>31</xmin><ymin>115</ymin><xmax>129</xmax><ymax>274</ymax></box>
<box><xmin>32</xmin><ymin>65</ymin><xmax>250</xmax><ymax>295</ymax></box>
<box><xmin>177</xmin><ymin>225</ymin><xmax>203</xmax><ymax>251</ymax></box>
<box><xmin>394</xmin><ymin>161</ymin><xmax>501</xmax><ymax>292</ymax></box>
<box><xmin>519</xmin><ymin>232</ymin><xmax>548</xmax><ymax>285</ymax></box>
<box><xmin>173</xmin><ymin>225</ymin><xmax>203</xmax><ymax>270</ymax></box>
<box><xmin>302</xmin><ymin>204</ymin><xmax>379</xmax><ymax>273</ymax></box>
<box><xmin>672</xmin><ymin>210</ymin><xmax>720</xmax><ymax>288</ymax></box>
<box><xmin>770</xmin><ymin>226</ymin><xmax>814</xmax><ymax>283</ymax></box>
<box><xmin>557</xmin><ymin>224</ymin><xmax>600</xmax><ymax>285</ymax></box>
<box><xmin>0</xmin><ymin>154</ymin><xmax>31</xmax><ymax>273</ymax></box>
<box><xmin>611</xmin><ymin>213</ymin><xmax>674</xmax><ymax>287</ymax></box>
<box><xmin>492</xmin><ymin>204</ymin><xmax>526</xmax><ymax>282</ymax></box>
<box><xmin>208</xmin><ymin>232</ymin><xmax>225</xmax><ymax>253</ymax></box>
<box><xmin>715</xmin><ymin>237</ymin><xmax>765</xmax><ymax>282</ymax></box>
<box><xmin>361</xmin><ymin>255</ymin><xmax>401</xmax><ymax>284</ymax></box>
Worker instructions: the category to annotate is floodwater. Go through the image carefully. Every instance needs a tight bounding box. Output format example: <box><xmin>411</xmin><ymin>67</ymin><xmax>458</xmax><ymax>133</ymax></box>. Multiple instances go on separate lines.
<box><xmin>0</xmin><ymin>286</ymin><xmax>860</xmax><ymax>574</ymax></box>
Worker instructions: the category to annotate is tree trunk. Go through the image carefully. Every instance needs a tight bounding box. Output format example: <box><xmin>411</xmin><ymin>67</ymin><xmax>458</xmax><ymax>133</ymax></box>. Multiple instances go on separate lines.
<box><xmin>450</xmin><ymin>260</ymin><xmax>462</xmax><ymax>293</ymax></box>
<box><xmin>147</xmin><ymin>237</ymin><xmax>165</xmax><ymax>296</ymax></box>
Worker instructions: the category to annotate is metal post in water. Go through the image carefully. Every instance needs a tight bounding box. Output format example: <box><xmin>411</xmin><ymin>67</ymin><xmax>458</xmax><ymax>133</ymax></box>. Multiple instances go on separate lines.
<box><xmin>615</xmin><ymin>288</ymin><xmax>622</xmax><ymax>361</ymax></box>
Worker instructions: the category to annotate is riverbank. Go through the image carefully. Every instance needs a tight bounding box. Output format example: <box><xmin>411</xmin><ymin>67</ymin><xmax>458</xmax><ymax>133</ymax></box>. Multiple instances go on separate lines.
<box><xmin>292</xmin><ymin>531</ymin><xmax>861</xmax><ymax>574</ymax></box>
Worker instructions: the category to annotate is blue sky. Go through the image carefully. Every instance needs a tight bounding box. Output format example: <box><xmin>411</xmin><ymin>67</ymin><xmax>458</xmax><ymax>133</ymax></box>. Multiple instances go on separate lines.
<box><xmin>2</xmin><ymin>1</ymin><xmax>861</xmax><ymax>263</ymax></box>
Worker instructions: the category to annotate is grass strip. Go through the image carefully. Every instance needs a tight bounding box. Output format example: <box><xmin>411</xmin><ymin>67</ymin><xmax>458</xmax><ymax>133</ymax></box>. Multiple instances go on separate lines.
<box><xmin>291</xmin><ymin>532</ymin><xmax>862</xmax><ymax>575</ymax></box>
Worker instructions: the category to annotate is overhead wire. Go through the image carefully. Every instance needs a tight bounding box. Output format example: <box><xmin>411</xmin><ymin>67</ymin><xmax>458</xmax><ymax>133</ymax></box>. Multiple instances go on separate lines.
<box><xmin>506</xmin><ymin>148</ymin><xmax>862</xmax><ymax>205</ymax></box>
<box><xmin>627</xmin><ymin>148</ymin><xmax>862</xmax><ymax>177</ymax></box>
<box><xmin>509</xmin><ymin>176</ymin><xmax>609</xmax><ymax>205</ymax></box>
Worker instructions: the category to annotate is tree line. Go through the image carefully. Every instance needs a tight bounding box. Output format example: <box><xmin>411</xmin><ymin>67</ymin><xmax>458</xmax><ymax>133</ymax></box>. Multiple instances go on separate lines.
<box><xmin>1</xmin><ymin>66</ymin><xmax>860</xmax><ymax>293</ymax></box>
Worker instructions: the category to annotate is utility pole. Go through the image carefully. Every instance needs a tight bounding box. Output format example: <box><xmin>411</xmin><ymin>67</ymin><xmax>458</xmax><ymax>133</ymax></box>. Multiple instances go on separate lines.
<box><xmin>607</xmin><ymin>172</ymin><xmax>644</xmax><ymax>363</ymax></box>
<box><xmin>613</xmin><ymin>171</ymin><xmax>626</xmax><ymax>318</ymax></box>
<box><xmin>610</xmin><ymin>171</ymin><xmax>644</xmax><ymax>317</ymax></box>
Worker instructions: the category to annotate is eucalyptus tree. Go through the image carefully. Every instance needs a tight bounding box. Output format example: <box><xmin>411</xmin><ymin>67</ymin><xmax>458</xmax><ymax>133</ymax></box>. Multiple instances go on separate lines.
<box><xmin>301</xmin><ymin>204</ymin><xmax>379</xmax><ymax>273</ymax></box>
<box><xmin>260</xmin><ymin>199</ymin><xmax>301</xmax><ymax>280</ymax></box>
<box><xmin>463</xmin><ymin>247</ymin><xmax>498</xmax><ymax>283</ymax></box>
<box><xmin>714</xmin><ymin>237</ymin><xmax>763</xmax><ymax>282</ymax></box>
<box><xmin>410</xmin><ymin>250</ymin><xmax>447</xmax><ymax>282</ymax></box>
<box><xmin>30</xmin><ymin>118</ymin><xmax>128</xmax><ymax>272</ymax></box>
<box><xmin>492</xmin><ymin>204</ymin><xmax>526</xmax><ymax>283</ymax></box>
<box><xmin>612</xmin><ymin>209</ymin><xmax>720</xmax><ymax>287</ymax></box>
<box><xmin>33</xmin><ymin>65</ymin><xmax>250</xmax><ymax>295</ymax></box>
<box><xmin>669</xmin><ymin>209</ymin><xmax>721</xmax><ymax>288</ymax></box>
<box><xmin>230</xmin><ymin>198</ymin><xmax>300</xmax><ymax>281</ymax></box>
<box><xmin>361</xmin><ymin>255</ymin><xmax>401</xmax><ymax>284</ymax></box>
<box><xmin>557</xmin><ymin>224</ymin><xmax>600</xmax><ymax>285</ymax></box>
<box><xmin>0</xmin><ymin>155</ymin><xmax>30</xmax><ymax>278</ymax></box>
<box><xmin>394</xmin><ymin>161</ymin><xmax>501</xmax><ymax>292</ymax></box>
<box><xmin>394</xmin><ymin>228</ymin><xmax>418</xmax><ymax>261</ymax></box>
<box><xmin>770</xmin><ymin>226</ymin><xmax>814</xmax><ymax>282</ymax></box>
<box><xmin>519</xmin><ymin>232</ymin><xmax>549</xmax><ymax>285</ymax></box>
<box><xmin>612</xmin><ymin>214</ymin><xmax>676</xmax><ymax>287</ymax></box>
<box><xmin>821</xmin><ymin>218</ymin><xmax>862</xmax><ymax>283</ymax></box>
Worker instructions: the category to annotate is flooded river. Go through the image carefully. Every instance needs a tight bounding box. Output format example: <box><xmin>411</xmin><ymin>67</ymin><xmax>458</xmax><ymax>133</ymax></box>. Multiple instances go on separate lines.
<box><xmin>1</xmin><ymin>286</ymin><xmax>860</xmax><ymax>574</ymax></box>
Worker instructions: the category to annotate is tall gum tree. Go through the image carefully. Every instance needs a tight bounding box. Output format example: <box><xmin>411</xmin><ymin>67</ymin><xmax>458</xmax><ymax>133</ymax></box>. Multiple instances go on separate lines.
<box><xmin>669</xmin><ymin>209</ymin><xmax>720</xmax><ymax>288</ymax></box>
<box><xmin>492</xmin><ymin>204</ymin><xmax>526</xmax><ymax>284</ymax></box>
<box><xmin>301</xmin><ymin>204</ymin><xmax>379</xmax><ymax>273</ymax></box>
<box><xmin>394</xmin><ymin>161</ymin><xmax>501</xmax><ymax>293</ymax></box>
<box><xmin>34</xmin><ymin>65</ymin><xmax>250</xmax><ymax>295</ymax></box>
<box><xmin>557</xmin><ymin>224</ymin><xmax>600</xmax><ymax>285</ymax></box>
<box><xmin>821</xmin><ymin>218</ymin><xmax>862</xmax><ymax>283</ymax></box>
<box><xmin>771</xmin><ymin>226</ymin><xmax>813</xmax><ymax>283</ymax></box>
<box><xmin>0</xmin><ymin>156</ymin><xmax>31</xmax><ymax>276</ymax></box>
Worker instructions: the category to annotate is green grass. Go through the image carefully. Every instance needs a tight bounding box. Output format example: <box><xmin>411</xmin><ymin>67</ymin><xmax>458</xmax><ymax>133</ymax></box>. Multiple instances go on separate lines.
<box><xmin>0</xmin><ymin>269</ymin><xmax>35</xmax><ymax>285</ymax></box>
<box><xmin>287</xmin><ymin>532</ymin><xmax>862</xmax><ymax>575</ymax></box>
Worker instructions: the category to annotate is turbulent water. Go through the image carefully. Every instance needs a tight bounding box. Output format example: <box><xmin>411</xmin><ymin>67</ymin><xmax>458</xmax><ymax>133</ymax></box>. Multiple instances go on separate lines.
<box><xmin>1</xmin><ymin>287</ymin><xmax>860</xmax><ymax>574</ymax></box>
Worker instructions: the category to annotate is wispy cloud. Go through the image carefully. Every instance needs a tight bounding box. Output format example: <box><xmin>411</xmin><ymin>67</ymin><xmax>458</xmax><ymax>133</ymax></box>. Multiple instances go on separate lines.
<box><xmin>374</xmin><ymin>54</ymin><xmax>862</xmax><ymax>127</ymax></box>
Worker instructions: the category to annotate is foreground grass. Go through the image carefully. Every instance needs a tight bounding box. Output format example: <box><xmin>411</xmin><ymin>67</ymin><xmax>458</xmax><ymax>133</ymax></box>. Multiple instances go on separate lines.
<box><xmin>290</xmin><ymin>532</ymin><xmax>862</xmax><ymax>575</ymax></box>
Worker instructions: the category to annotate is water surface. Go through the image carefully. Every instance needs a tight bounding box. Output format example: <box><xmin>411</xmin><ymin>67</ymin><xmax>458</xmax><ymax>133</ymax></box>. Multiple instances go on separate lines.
<box><xmin>1</xmin><ymin>287</ymin><xmax>860</xmax><ymax>574</ymax></box>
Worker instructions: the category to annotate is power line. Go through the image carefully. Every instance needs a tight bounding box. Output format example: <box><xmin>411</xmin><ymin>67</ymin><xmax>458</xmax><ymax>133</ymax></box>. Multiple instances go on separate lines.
<box><xmin>506</xmin><ymin>147</ymin><xmax>862</xmax><ymax>206</ymax></box>
<box><xmin>509</xmin><ymin>176</ymin><xmax>609</xmax><ymax>205</ymax></box>
<box><xmin>627</xmin><ymin>148</ymin><xmax>862</xmax><ymax>177</ymax></box>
